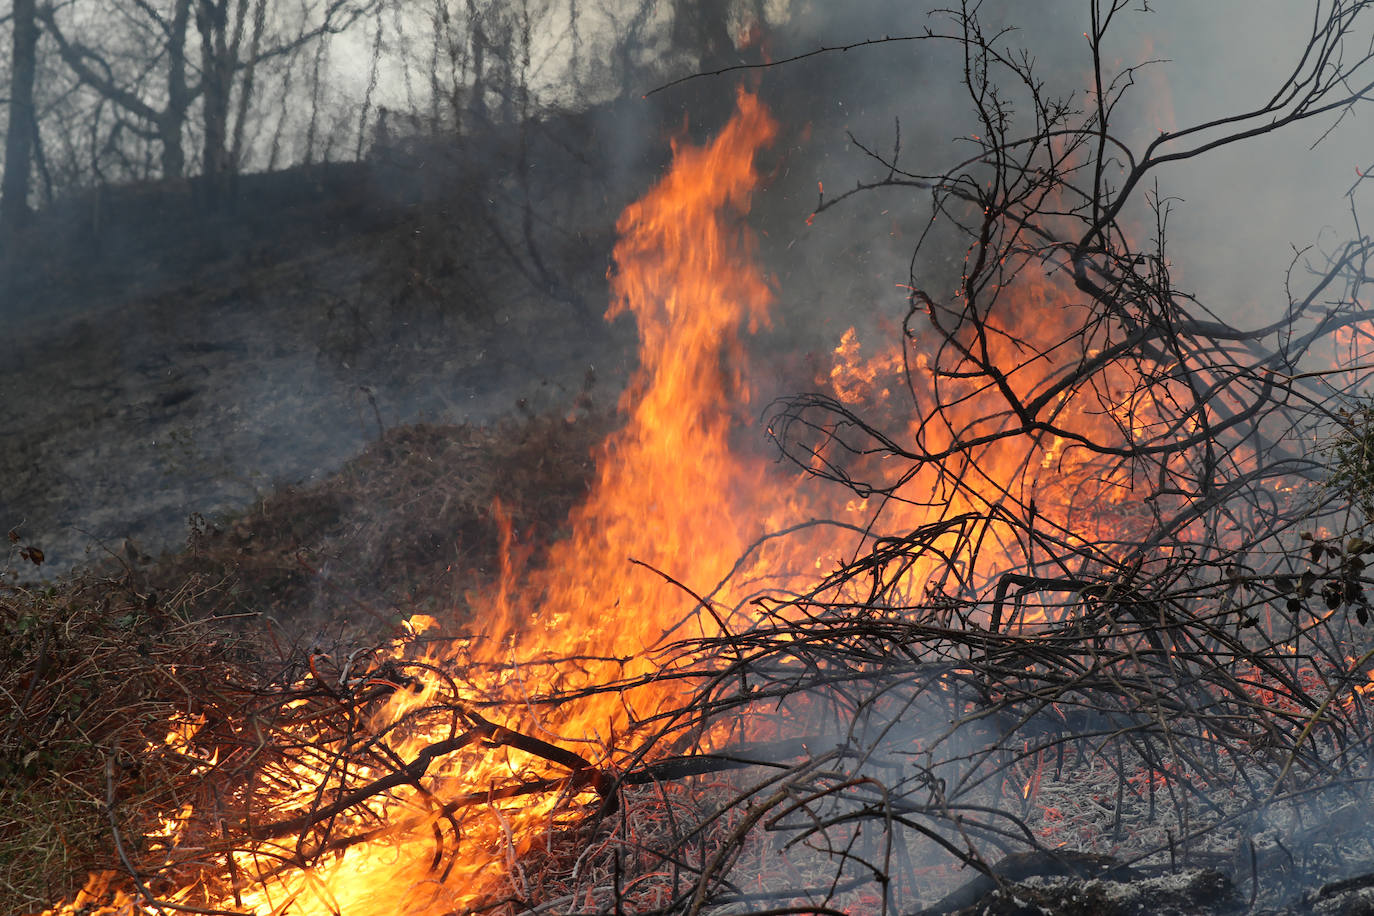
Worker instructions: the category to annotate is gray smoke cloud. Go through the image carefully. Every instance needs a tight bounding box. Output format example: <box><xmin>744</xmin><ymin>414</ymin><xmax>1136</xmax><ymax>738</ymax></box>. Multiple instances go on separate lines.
<box><xmin>747</xmin><ymin>0</ymin><xmax>1374</xmax><ymax>329</ymax></box>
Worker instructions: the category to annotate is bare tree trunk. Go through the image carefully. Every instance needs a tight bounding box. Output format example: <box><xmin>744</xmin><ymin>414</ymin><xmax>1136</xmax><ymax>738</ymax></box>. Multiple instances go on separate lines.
<box><xmin>613</xmin><ymin>0</ymin><xmax>658</xmax><ymax>96</ymax></box>
<box><xmin>39</xmin><ymin>0</ymin><xmax>193</xmax><ymax>180</ymax></box>
<box><xmin>303</xmin><ymin>31</ymin><xmax>329</xmax><ymax>163</ymax></box>
<box><xmin>230</xmin><ymin>0</ymin><xmax>269</xmax><ymax>177</ymax></box>
<box><xmin>494</xmin><ymin>19</ymin><xmax>514</xmax><ymax>125</ymax></box>
<box><xmin>2</xmin><ymin>0</ymin><xmax>39</xmax><ymax>233</ymax></box>
<box><xmin>356</xmin><ymin>6</ymin><xmax>383</xmax><ymax>159</ymax></box>
<box><xmin>671</xmin><ymin>0</ymin><xmax>735</xmax><ymax>71</ymax></box>
<box><xmin>198</xmin><ymin>0</ymin><xmax>250</xmax><ymax>208</ymax></box>
<box><xmin>435</xmin><ymin>0</ymin><xmax>466</xmax><ymax>134</ymax></box>
<box><xmin>199</xmin><ymin>0</ymin><xmax>229</xmax><ymax>207</ymax></box>
<box><xmin>467</xmin><ymin>0</ymin><xmax>488</xmax><ymax>126</ymax></box>
<box><xmin>567</xmin><ymin>0</ymin><xmax>580</xmax><ymax>98</ymax></box>
<box><xmin>161</xmin><ymin>0</ymin><xmax>193</xmax><ymax>178</ymax></box>
<box><xmin>30</xmin><ymin>105</ymin><xmax>53</xmax><ymax>207</ymax></box>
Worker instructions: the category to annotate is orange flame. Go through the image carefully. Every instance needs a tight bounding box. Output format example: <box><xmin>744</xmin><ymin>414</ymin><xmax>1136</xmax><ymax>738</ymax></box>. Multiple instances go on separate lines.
<box><xmin>48</xmin><ymin>88</ymin><xmax>1154</xmax><ymax>916</ymax></box>
<box><xmin>115</xmin><ymin>89</ymin><xmax>787</xmax><ymax>916</ymax></box>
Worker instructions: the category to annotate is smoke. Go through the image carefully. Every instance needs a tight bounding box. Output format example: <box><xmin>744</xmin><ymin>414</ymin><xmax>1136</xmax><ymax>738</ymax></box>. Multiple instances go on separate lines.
<box><xmin>612</xmin><ymin>0</ymin><xmax>1372</xmax><ymax>365</ymax></box>
<box><xmin>5</xmin><ymin>0</ymin><xmax>1365</xmax><ymax>592</ymax></box>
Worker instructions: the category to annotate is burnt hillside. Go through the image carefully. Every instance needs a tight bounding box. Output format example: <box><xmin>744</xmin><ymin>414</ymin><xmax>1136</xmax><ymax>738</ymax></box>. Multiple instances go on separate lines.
<box><xmin>0</xmin><ymin>70</ymin><xmax>942</xmax><ymax>584</ymax></box>
<box><xmin>0</xmin><ymin>107</ymin><xmax>669</xmax><ymax>581</ymax></box>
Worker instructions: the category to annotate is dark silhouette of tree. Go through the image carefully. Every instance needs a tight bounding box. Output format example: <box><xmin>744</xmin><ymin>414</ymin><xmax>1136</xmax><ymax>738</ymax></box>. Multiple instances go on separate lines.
<box><xmin>38</xmin><ymin>0</ymin><xmax>194</xmax><ymax>179</ymax></box>
<box><xmin>1</xmin><ymin>0</ymin><xmax>38</xmax><ymax>233</ymax></box>
<box><xmin>37</xmin><ymin>0</ymin><xmax>373</xmax><ymax>206</ymax></box>
<box><xmin>671</xmin><ymin>0</ymin><xmax>737</xmax><ymax>71</ymax></box>
<box><xmin>196</xmin><ymin>0</ymin><xmax>368</xmax><ymax>206</ymax></box>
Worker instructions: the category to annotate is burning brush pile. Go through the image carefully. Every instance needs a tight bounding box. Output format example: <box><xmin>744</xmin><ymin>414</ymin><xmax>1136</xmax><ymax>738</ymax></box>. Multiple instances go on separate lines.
<box><xmin>21</xmin><ymin>5</ymin><xmax>1374</xmax><ymax>913</ymax></box>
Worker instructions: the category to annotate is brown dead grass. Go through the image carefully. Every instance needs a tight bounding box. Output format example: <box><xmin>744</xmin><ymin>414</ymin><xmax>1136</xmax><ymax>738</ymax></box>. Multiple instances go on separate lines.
<box><xmin>0</xmin><ymin>574</ymin><xmax>255</xmax><ymax>911</ymax></box>
<box><xmin>136</xmin><ymin>411</ymin><xmax>613</xmax><ymax>645</ymax></box>
<box><xmin>1</xmin><ymin>412</ymin><xmax>612</xmax><ymax>913</ymax></box>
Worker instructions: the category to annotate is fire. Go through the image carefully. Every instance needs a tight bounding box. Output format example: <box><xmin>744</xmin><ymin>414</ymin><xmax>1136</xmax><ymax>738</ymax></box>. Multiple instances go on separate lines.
<box><xmin>788</xmin><ymin>262</ymin><xmax>1147</xmax><ymax>619</ymax></box>
<box><xmin>505</xmin><ymin>87</ymin><xmax>780</xmax><ymax>668</ymax></box>
<box><xmin>253</xmin><ymin>89</ymin><xmax>784</xmax><ymax>915</ymax></box>
<box><xmin>46</xmin><ymin>88</ymin><xmax>1156</xmax><ymax>915</ymax></box>
<box><xmin>45</xmin><ymin>89</ymin><xmax>800</xmax><ymax>916</ymax></box>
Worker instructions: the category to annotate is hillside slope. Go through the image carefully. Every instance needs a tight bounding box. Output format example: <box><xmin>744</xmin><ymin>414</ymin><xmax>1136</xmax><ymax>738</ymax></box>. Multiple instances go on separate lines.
<box><xmin>0</xmin><ymin>119</ymin><xmax>653</xmax><ymax>581</ymax></box>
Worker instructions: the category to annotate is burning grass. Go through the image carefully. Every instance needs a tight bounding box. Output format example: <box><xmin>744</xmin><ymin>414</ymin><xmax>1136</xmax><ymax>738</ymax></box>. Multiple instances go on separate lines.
<box><xmin>0</xmin><ymin>572</ymin><xmax>256</xmax><ymax>911</ymax></box>
<box><xmin>2</xmin><ymin>411</ymin><xmax>611</xmax><ymax>914</ymax></box>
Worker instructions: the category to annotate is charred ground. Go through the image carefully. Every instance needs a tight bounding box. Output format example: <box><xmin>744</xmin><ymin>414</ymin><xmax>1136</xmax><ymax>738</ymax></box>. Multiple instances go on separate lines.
<box><xmin>0</xmin><ymin>110</ymin><xmax>660</xmax><ymax>583</ymax></box>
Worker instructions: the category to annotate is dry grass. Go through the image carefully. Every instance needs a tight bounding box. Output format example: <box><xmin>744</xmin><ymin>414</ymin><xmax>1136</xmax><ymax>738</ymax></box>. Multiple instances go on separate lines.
<box><xmin>1</xmin><ymin>412</ymin><xmax>612</xmax><ymax>913</ymax></box>
<box><xmin>132</xmin><ymin>412</ymin><xmax>613</xmax><ymax>644</ymax></box>
<box><xmin>0</xmin><ymin>573</ymin><xmax>255</xmax><ymax>911</ymax></box>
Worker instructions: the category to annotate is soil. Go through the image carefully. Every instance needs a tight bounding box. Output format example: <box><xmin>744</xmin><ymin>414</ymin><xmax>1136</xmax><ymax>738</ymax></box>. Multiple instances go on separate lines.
<box><xmin>0</xmin><ymin>146</ymin><xmax>642</xmax><ymax>583</ymax></box>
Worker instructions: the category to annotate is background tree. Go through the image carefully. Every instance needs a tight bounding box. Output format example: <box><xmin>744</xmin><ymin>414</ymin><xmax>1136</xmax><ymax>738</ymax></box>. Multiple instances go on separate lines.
<box><xmin>2</xmin><ymin>0</ymin><xmax>39</xmax><ymax>232</ymax></box>
<box><xmin>0</xmin><ymin>0</ymin><xmax>792</xmax><ymax>220</ymax></box>
<box><xmin>34</xmin><ymin>0</ymin><xmax>372</xmax><ymax>204</ymax></box>
<box><xmin>194</xmin><ymin>0</ymin><xmax>371</xmax><ymax>205</ymax></box>
<box><xmin>38</xmin><ymin>0</ymin><xmax>195</xmax><ymax>180</ymax></box>
<box><xmin>670</xmin><ymin>0</ymin><xmax>736</xmax><ymax>71</ymax></box>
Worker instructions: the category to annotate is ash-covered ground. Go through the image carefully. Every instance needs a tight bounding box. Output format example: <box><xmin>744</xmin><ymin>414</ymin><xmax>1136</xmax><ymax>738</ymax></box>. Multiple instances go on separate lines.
<box><xmin>0</xmin><ymin>136</ymin><xmax>645</xmax><ymax>582</ymax></box>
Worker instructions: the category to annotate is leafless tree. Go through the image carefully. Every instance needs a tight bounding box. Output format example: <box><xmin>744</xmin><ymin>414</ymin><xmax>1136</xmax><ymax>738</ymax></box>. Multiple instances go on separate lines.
<box><xmin>194</xmin><ymin>0</ymin><xmax>373</xmax><ymax>204</ymax></box>
<box><xmin>35</xmin><ymin>0</ymin><xmax>373</xmax><ymax>205</ymax></box>
<box><xmin>670</xmin><ymin>0</ymin><xmax>735</xmax><ymax>71</ymax></box>
<box><xmin>1</xmin><ymin>0</ymin><xmax>39</xmax><ymax>232</ymax></box>
<box><xmin>37</xmin><ymin>0</ymin><xmax>196</xmax><ymax>179</ymax></box>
